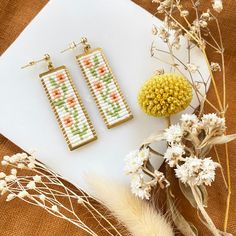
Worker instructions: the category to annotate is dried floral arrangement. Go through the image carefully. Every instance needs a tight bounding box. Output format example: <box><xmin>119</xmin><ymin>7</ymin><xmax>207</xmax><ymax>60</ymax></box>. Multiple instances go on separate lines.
<box><xmin>124</xmin><ymin>0</ymin><xmax>235</xmax><ymax>236</ymax></box>
<box><xmin>0</xmin><ymin>0</ymin><xmax>235</xmax><ymax>236</ymax></box>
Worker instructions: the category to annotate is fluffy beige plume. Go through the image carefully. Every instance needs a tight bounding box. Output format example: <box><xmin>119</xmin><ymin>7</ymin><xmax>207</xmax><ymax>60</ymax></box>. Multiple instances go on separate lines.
<box><xmin>87</xmin><ymin>176</ymin><xmax>174</xmax><ymax>236</ymax></box>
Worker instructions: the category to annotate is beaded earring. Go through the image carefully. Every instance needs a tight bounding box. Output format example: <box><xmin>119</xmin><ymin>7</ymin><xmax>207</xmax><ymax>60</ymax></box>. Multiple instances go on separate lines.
<box><xmin>61</xmin><ymin>38</ymin><xmax>133</xmax><ymax>129</ymax></box>
<box><xmin>22</xmin><ymin>54</ymin><xmax>97</xmax><ymax>150</ymax></box>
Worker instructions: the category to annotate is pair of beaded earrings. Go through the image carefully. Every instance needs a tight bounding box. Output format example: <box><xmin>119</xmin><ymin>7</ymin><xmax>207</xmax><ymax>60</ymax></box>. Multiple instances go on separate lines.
<box><xmin>22</xmin><ymin>38</ymin><xmax>133</xmax><ymax>151</ymax></box>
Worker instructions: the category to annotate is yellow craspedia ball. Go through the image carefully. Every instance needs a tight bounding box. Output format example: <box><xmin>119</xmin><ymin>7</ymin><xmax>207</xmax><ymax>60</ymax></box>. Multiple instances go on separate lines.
<box><xmin>138</xmin><ymin>73</ymin><xmax>192</xmax><ymax>117</ymax></box>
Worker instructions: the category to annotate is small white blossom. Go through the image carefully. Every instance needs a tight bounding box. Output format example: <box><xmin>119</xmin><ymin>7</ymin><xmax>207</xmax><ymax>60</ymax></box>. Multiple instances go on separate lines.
<box><xmin>186</xmin><ymin>63</ymin><xmax>198</xmax><ymax>73</ymax></box>
<box><xmin>159</xmin><ymin>27</ymin><xmax>169</xmax><ymax>42</ymax></box>
<box><xmin>17</xmin><ymin>163</ymin><xmax>25</xmax><ymax>169</ymax></box>
<box><xmin>162</xmin><ymin>0</ymin><xmax>172</xmax><ymax>7</ymax></box>
<box><xmin>201</xmin><ymin>113</ymin><xmax>225</xmax><ymax>135</ymax></box>
<box><xmin>11</xmin><ymin>169</ymin><xmax>17</xmax><ymax>176</ymax></box>
<box><xmin>18</xmin><ymin>190</ymin><xmax>29</xmax><ymax>198</ymax></box>
<box><xmin>210</xmin><ymin>62</ymin><xmax>221</xmax><ymax>72</ymax></box>
<box><xmin>199</xmin><ymin>20</ymin><xmax>208</xmax><ymax>28</ymax></box>
<box><xmin>9</xmin><ymin>154</ymin><xmax>20</xmax><ymax>163</ymax></box>
<box><xmin>181</xmin><ymin>114</ymin><xmax>198</xmax><ymax>125</ymax></box>
<box><xmin>3</xmin><ymin>156</ymin><xmax>10</xmax><ymax>161</ymax></box>
<box><xmin>51</xmin><ymin>205</ymin><xmax>59</xmax><ymax>212</ymax></box>
<box><xmin>125</xmin><ymin>151</ymin><xmax>143</xmax><ymax>174</ymax></box>
<box><xmin>18</xmin><ymin>153</ymin><xmax>28</xmax><ymax>160</ymax></box>
<box><xmin>26</xmin><ymin>181</ymin><xmax>36</xmax><ymax>190</ymax></box>
<box><xmin>180</xmin><ymin>10</ymin><xmax>189</xmax><ymax>17</ymax></box>
<box><xmin>181</xmin><ymin>114</ymin><xmax>199</xmax><ymax>133</ymax></box>
<box><xmin>5</xmin><ymin>175</ymin><xmax>17</xmax><ymax>182</ymax></box>
<box><xmin>1</xmin><ymin>160</ymin><xmax>8</xmax><ymax>166</ymax></box>
<box><xmin>201</xmin><ymin>12</ymin><xmax>210</xmax><ymax>21</ymax></box>
<box><xmin>138</xmin><ymin>148</ymin><xmax>150</xmax><ymax>161</ymax></box>
<box><xmin>39</xmin><ymin>194</ymin><xmax>46</xmax><ymax>202</ymax></box>
<box><xmin>164</xmin><ymin>124</ymin><xmax>183</xmax><ymax>143</ymax></box>
<box><xmin>188</xmin><ymin>24</ymin><xmax>200</xmax><ymax>37</ymax></box>
<box><xmin>164</xmin><ymin>144</ymin><xmax>185</xmax><ymax>167</ymax></box>
<box><xmin>124</xmin><ymin>148</ymin><xmax>150</xmax><ymax>174</ymax></box>
<box><xmin>212</xmin><ymin>0</ymin><xmax>223</xmax><ymax>13</ymax></box>
<box><xmin>0</xmin><ymin>180</ymin><xmax>6</xmax><ymax>191</ymax></box>
<box><xmin>1</xmin><ymin>188</ymin><xmax>7</xmax><ymax>195</ymax></box>
<box><xmin>6</xmin><ymin>193</ymin><xmax>16</xmax><ymax>202</ymax></box>
<box><xmin>130</xmin><ymin>174</ymin><xmax>151</xmax><ymax>200</ymax></box>
<box><xmin>33</xmin><ymin>175</ymin><xmax>42</xmax><ymax>183</ymax></box>
<box><xmin>157</xmin><ymin>5</ymin><xmax>164</xmax><ymax>13</ymax></box>
<box><xmin>0</xmin><ymin>172</ymin><xmax>6</xmax><ymax>179</ymax></box>
<box><xmin>77</xmin><ymin>197</ymin><xmax>84</xmax><ymax>204</ymax></box>
<box><xmin>28</xmin><ymin>162</ymin><xmax>36</xmax><ymax>169</ymax></box>
<box><xmin>175</xmin><ymin>156</ymin><xmax>219</xmax><ymax>186</ymax></box>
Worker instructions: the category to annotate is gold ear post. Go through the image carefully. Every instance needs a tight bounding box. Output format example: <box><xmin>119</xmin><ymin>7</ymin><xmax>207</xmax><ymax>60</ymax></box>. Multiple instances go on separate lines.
<box><xmin>61</xmin><ymin>37</ymin><xmax>91</xmax><ymax>54</ymax></box>
<box><xmin>21</xmin><ymin>54</ymin><xmax>54</xmax><ymax>70</ymax></box>
<box><xmin>60</xmin><ymin>41</ymin><xmax>79</xmax><ymax>53</ymax></box>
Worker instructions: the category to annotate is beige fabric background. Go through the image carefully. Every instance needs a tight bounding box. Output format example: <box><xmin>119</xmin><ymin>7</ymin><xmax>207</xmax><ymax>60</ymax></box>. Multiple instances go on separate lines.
<box><xmin>0</xmin><ymin>0</ymin><xmax>235</xmax><ymax>235</ymax></box>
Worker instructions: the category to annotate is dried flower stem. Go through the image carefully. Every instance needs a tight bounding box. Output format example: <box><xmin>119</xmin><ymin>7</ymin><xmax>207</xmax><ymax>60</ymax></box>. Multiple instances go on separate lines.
<box><xmin>213</xmin><ymin>146</ymin><xmax>228</xmax><ymax>189</ymax></box>
<box><xmin>1</xmin><ymin>154</ymin><xmax>123</xmax><ymax>236</ymax></box>
<box><xmin>191</xmin><ymin>186</ymin><xmax>221</xmax><ymax>236</ymax></box>
<box><xmin>152</xmin><ymin>1</ymin><xmax>232</xmax><ymax>231</ymax></box>
<box><xmin>224</xmin><ymin>143</ymin><xmax>231</xmax><ymax>232</ymax></box>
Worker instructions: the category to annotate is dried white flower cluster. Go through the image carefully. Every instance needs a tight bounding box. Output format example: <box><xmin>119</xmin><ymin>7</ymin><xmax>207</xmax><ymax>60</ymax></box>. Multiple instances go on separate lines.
<box><xmin>163</xmin><ymin>113</ymin><xmax>224</xmax><ymax>186</ymax></box>
<box><xmin>175</xmin><ymin>157</ymin><xmax>219</xmax><ymax>186</ymax></box>
<box><xmin>125</xmin><ymin>147</ymin><xmax>169</xmax><ymax>200</ymax></box>
<box><xmin>124</xmin><ymin>148</ymin><xmax>150</xmax><ymax>174</ymax></box>
<box><xmin>125</xmin><ymin>113</ymin><xmax>226</xmax><ymax>200</ymax></box>
<box><xmin>163</xmin><ymin>144</ymin><xmax>185</xmax><ymax>167</ymax></box>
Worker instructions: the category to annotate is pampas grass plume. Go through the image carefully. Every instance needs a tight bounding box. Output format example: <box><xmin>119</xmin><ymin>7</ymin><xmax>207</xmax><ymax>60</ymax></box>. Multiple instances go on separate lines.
<box><xmin>87</xmin><ymin>176</ymin><xmax>174</xmax><ymax>236</ymax></box>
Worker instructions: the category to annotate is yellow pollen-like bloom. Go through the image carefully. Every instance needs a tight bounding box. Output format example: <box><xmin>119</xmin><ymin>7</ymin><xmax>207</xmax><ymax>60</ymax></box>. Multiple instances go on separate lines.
<box><xmin>138</xmin><ymin>73</ymin><xmax>193</xmax><ymax>117</ymax></box>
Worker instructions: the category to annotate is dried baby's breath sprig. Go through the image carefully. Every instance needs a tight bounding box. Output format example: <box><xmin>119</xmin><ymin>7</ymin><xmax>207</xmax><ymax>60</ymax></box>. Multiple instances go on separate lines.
<box><xmin>0</xmin><ymin>153</ymin><xmax>124</xmax><ymax>236</ymax></box>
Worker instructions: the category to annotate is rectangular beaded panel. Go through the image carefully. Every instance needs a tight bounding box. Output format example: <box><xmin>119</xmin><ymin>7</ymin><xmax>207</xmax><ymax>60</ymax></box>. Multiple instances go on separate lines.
<box><xmin>40</xmin><ymin>66</ymin><xmax>97</xmax><ymax>151</ymax></box>
<box><xmin>77</xmin><ymin>48</ymin><xmax>133</xmax><ymax>128</ymax></box>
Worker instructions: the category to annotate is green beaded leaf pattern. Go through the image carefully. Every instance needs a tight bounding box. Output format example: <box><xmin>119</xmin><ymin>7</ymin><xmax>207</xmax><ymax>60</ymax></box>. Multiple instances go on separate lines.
<box><xmin>41</xmin><ymin>68</ymin><xmax>96</xmax><ymax>149</ymax></box>
<box><xmin>78</xmin><ymin>49</ymin><xmax>132</xmax><ymax>127</ymax></box>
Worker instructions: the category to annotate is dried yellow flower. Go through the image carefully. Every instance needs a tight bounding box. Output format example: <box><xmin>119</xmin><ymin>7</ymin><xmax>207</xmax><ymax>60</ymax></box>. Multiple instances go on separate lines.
<box><xmin>138</xmin><ymin>73</ymin><xmax>192</xmax><ymax>117</ymax></box>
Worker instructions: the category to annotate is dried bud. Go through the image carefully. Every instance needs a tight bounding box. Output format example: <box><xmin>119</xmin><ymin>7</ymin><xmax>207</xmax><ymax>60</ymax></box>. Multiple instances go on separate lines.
<box><xmin>212</xmin><ymin>0</ymin><xmax>223</xmax><ymax>13</ymax></box>
<box><xmin>210</xmin><ymin>62</ymin><xmax>221</xmax><ymax>72</ymax></box>
<box><xmin>154</xmin><ymin>69</ymin><xmax>165</xmax><ymax>75</ymax></box>
<box><xmin>186</xmin><ymin>63</ymin><xmax>198</xmax><ymax>73</ymax></box>
<box><xmin>199</xmin><ymin>20</ymin><xmax>208</xmax><ymax>28</ymax></box>
<box><xmin>6</xmin><ymin>193</ymin><xmax>16</xmax><ymax>202</ymax></box>
<box><xmin>152</xmin><ymin>25</ymin><xmax>158</xmax><ymax>35</ymax></box>
<box><xmin>180</xmin><ymin>10</ymin><xmax>189</xmax><ymax>17</ymax></box>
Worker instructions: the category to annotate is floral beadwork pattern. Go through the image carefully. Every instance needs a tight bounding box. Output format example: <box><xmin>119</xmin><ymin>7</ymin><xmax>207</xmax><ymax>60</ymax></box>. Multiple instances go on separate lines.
<box><xmin>40</xmin><ymin>67</ymin><xmax>96</xmax><ymax>150</ymax></box>
<box><xmin>77</xmin><ymin>49</ymin><xmax>132</xmax><ymax>128</ymax></box>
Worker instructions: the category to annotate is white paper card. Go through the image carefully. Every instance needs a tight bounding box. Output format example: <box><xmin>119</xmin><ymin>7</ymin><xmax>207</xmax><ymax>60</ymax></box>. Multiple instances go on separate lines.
<box><xmin>0</xmin><ymin>0</ymin><xmax>209</xmax><ymax>190</ymax></box>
